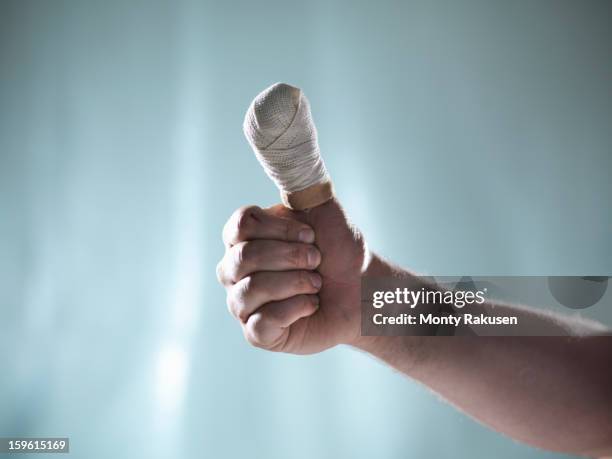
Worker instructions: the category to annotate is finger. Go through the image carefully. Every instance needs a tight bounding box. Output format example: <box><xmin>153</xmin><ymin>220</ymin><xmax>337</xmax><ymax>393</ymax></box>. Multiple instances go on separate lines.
<box><xmin>223</xmin><ymin>205</ymin><xmax>315</xmax><ymax>247</ymax></box>
<box><xmin>218</xmin><ymin>240</ymin><xmax>321</xmax><ymax>285</ymax></box>
<box><xmin>228</xmin><ymin>270</ymin><xmax>322</xmax><ymax>322</ymax></box>
<box><xmin>244</xmin><ymin>295</ymin><xmax>319</xmax><ymax>349</ymax></box>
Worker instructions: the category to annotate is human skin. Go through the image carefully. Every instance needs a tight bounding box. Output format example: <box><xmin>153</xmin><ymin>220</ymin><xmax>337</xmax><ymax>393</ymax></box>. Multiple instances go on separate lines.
<box><xmin>216</xmin><ymin>198</ymin><xmax>612</xmax><ymax>457</ymax></box>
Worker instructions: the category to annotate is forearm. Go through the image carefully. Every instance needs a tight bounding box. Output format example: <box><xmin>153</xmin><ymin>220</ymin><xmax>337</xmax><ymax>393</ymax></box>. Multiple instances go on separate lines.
<box><xmin>354</xmin><ymin>254</ymin><xmax>612</xmax><ymax>456</ymax></box>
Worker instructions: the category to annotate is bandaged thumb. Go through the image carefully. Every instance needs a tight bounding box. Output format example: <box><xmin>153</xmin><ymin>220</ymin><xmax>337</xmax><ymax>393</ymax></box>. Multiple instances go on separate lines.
<box><xmin>243</xmin><ymin>82</ymin><xmax>334</xmax><ymax>210</ymax></box>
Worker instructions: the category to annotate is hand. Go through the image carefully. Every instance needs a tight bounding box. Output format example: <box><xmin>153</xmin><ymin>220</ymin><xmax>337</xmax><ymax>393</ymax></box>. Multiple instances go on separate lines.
<box><xmin>216</xmin><ymin>199</ymin><xmax>367</xmax><ymax>354</ymax></box>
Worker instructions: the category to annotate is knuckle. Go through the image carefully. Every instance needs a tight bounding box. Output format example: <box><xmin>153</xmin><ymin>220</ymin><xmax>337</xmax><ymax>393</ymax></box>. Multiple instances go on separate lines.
<box><xmin>221</xmin><ymin>248</ymin><xmax>240</xmax><ymax>284</ymax></box>
<box><xmin>216</xmin><ymin>259</ymin><xmax>229</xmax><ymax>285</ymax></box>
<box><xmin>236</xmin><ymin>278</ymin><xmax>252</xmax><ymax>315</ymax></box>
<box><xmin>242</xmin><ymin>273</ymin><xmax>256</xmax><ymax>291</ymax></box>
<box><xmin>300</xmin><ymin>294</ymin><xmax>319</xmax><ymax>312</ymax></box>
<box><xmin>250</xmin><ymin>313</ymin><xmax>265</xmax><ymax>336</ymax></box>
<box><xmin>294</xmin><ymin>294</ymin><xmax>312</xmax><ymax>312</ymax></box>
<box><xmin>234</xmin><ymin>241</ymin><xmax>265</xmax><ymax>275</ymax></box>
<box><xmin>226</xmin><ymin>288</ymin><xmax>242</xmax><ymax>319</ymax></box>
<box><xmin>237</xmin><ymin>307</ymin><xmax>249</xmax><ymax>324</ymax></box>
<box><xmin>234</xmin><ymin>205</ymin><xmax>260</xmax><ymax>239</ymax></box>
<box><xmin>240</xmin><ymin>204</ymin><xmax>261</xmax><ymax>216</ymax></box>
<box><xmin>229</xmin><ymin>281</ymin><xmax>250</xmax><ymax>323</ymax></box>
<box><xmin>245</xmin><ymin>313</ymin><xmax>267</xmax><ymax>347</ymax></box>
<box><xmin>296</xmin><ymin>271</ymin><xmax>311</xmax><ymax>290</ymax></box>
<box><xmin>288</xmin><ymin>245</ymin><xmax>307</xmax><ymax>268</ymax></box>
<box><xmin>245</xmin><ymin>334</ymin><xmax>264</xmax><ymax>349</ymax></box>
<box><xmin>226</xmin><ymin>295</ymin><xmax>237</xmax><ymax>319</ymax></box>
<box><xmin>240</xmin><ymin>274</ymin><xmax>259</xmax><ymax>300</ymax></box>
<box><xmin>224</xmin><ymin>205</ymin><xmax>260</xmax><ymax>245</ymax></box>
<box><xmin>300</xmin><ymin>294</ymin><xmax>314</xmax><ymax>308</ymax></box>
<box><xmin>233</xmin><ymin>242</ymin><xmax>250</xmax><ymax>270</ymax></box>
<box><xmin>235</xmin><ymin>214</ymin><xmax>251</xmax><ymax>239</ymax></box>
<box><xmin>216</xmin><ymin>260</ymin><xmax>223</xmax><ymax>283</ymax></box>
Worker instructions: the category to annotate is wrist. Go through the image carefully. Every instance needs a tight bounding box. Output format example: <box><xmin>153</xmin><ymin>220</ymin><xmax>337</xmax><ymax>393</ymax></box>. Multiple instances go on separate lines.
<box><xmin>348</xmin><ymin>251</ymin><xmax>429</xmax><ymax>369</ymax></box>
<box><xmin>346</xmin><ymin>251</ymin><xmax>402</xmax><ymax>350</ymax></box>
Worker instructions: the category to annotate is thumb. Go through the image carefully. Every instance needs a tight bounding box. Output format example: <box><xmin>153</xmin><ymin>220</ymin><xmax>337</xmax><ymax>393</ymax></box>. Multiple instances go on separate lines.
<box><xmin>243</xmin><ymin>82</ymin><xmax>335</xmax><ymax>211</ymax></box>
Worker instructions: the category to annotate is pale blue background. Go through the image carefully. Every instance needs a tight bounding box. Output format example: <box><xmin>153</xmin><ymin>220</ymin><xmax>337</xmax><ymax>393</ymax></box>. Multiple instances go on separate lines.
<box><xmin>1</xmin><ymin>1</ymin><xmax>610</xmax><ymax>458</ymax></box>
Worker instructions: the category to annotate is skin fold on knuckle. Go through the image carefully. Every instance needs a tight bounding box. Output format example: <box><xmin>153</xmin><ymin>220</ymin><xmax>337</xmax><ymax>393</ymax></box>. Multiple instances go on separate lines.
<box><xmin>230</xmin><ymin>278</ymin><xmax>252</xmax><ymax>323</ymax></box>
<box><xmin>217</xmin><ymin>253</ymin><xmax>239</xmax><ymax>286</ymax></box>
<box><xmin>296</xmin><ymin>271</ymin><xmax>316</xmax><ymax>293</ymax></box>
<box><xmin>226</xmin><ymin>292</ymin><xmax>240</xmax><ymax>321</ymax></box>
<box><xmin>235</xmin><ymin>205</ymin><xmax>260</xmax><ymax>241</ymax></box>
<box><xmin>239</xmin><ymin>275</ymin><xmax>256</xmax><ymax>305</ymax></box>
<box><xmin>284</xmin><ymin>295</ymin><xmax>313</xmax><ymax>321</ymax></box>
<box><xmin>245</xmin><ymin>313</ymin><xmax>273</xmax><ymax>348</ymax></box>
<box><xmin>299</xmin><ymin>295</ymin><xmax>319</xmax><ymax>317</ymax></box>
<box><xmin>288</xmin><ymin>244</ymin><xmax>308</xmax><ymax>268</ymax></box>
<box><xmin>224</xmin><ymin>206</ymin><xmax>254</xmax><ymax>246</ymax></box>
<box><xmin>215</xmin><ymin>260</ymin><xmax>225</xmax><ymax>285</ymax></box>
<box><xmin>283</xmin><ymin>219</ymin><xmax>306</xmax><ymax>242</ymax></box>
<box><xmin>303</xmin><ymin>294</ymin><xmax>318</xmax><ymax>310</ymax></box>
<box><xmin>231</xmin><ymin>241</ymin><xmax>252</xmax><ymax>280</ymax></box>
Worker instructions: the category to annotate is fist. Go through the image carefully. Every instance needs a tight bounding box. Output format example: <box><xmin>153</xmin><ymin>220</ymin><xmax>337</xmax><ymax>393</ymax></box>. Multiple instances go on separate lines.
<box><xmin>216</xmin><ymin>199</ymin><xmax>366</xmax><ymax>354</ymax></box>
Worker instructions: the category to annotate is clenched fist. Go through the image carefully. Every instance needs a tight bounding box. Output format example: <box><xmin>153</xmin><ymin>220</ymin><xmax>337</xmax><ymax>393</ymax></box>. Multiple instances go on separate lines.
<box><xmin>216</xmin><ymin>199</ymin><xmax>367</xmax><ymax>354</ymax></box>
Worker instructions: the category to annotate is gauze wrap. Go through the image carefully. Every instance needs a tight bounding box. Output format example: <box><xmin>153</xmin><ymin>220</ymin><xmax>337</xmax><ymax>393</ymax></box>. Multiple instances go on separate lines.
<box><xmin>243</xmin><ymin>83</ymin><xmax>334</xmax><ymax>210</ymax></box>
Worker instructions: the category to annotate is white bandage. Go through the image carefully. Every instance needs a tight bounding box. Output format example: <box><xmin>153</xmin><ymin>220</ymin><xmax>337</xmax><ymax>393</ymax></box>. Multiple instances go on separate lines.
<box><xmin>243</xmin><ymin>83</ymin><xmax>332</xmax><ymax>209</ymax></box>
